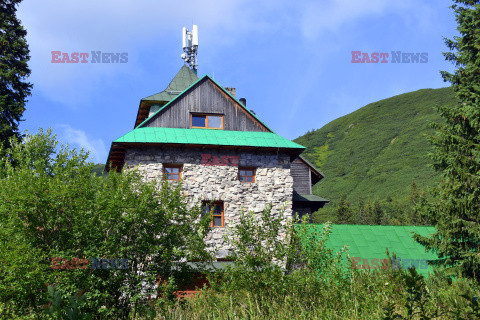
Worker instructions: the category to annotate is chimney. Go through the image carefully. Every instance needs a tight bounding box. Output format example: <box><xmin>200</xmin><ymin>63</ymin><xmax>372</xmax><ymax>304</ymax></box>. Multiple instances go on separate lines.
<box><xmin>239</xmin><ymin>98</ymin><xmax>246</xmax><ymax>106</ymax></box>
<box><xmin>225</xmin><ymin>87</ymin><xmax>236</xmax><ymax>98</ymax></box>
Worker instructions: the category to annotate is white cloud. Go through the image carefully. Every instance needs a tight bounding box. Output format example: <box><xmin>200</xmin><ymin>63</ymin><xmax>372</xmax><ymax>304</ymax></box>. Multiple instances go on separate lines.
<box><xmin>16</xmin><ymin>0</ymin><xmax>294</xmax><ymax>107</ymax></box>
<box><xmin>15</xmin><ymin>0</ymin><xmax>439</xmax><ymax>113</ymax></box>
<box><xmin>58</xmin><ymin>124</ymin><xmax>107</xmax><ymax>164</ymax></box>
<box><xmin>300</xmin><ymin>0</ymin><xmax>417</xmax><ymax>40</ymax></box>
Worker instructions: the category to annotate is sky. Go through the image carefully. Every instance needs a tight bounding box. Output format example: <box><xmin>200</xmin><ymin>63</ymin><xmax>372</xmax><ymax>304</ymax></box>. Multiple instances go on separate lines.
<box><xmin>17</xmin><ymin>0</ymin><xmax>457</xmax><ymax>164</ymax></box>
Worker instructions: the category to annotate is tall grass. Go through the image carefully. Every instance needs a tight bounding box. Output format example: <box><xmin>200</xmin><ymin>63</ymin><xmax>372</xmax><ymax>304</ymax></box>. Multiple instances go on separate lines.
<box><xmin>148</xmin><ymin>268</ymin><xmax>480</xmax><ymax>320</ymax></box>
<box><xmin>141</xmin><ymin>212</ymin><xmax>480</xmax><ymax>320</ymax></box>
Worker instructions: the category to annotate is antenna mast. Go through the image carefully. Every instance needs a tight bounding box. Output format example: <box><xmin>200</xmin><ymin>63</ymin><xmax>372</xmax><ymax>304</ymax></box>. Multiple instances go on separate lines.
<box><xmin>181</xmin><ymin>25</ymin><xmax>198</xmax><ymax>72</ymax></box>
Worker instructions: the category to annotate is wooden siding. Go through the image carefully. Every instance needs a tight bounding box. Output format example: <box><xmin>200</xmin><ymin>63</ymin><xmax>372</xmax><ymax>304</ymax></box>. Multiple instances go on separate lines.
<box><xmin>291</xmin><ymin>157</ymin><xmax>311</xmax><ymax>194</ymax></box>
<box><xmin>143</xmin><ymin>78</ymin><xmax>268</xmax><ymax>132</ymax></box>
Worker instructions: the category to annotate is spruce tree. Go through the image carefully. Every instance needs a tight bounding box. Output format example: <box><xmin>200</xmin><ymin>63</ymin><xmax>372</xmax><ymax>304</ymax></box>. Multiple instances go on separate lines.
<box><xmin>357</xmin><ymin>195</ymin><xmax>370</xmax><ymax>224</ymax></box>
<box><xmin>372</xmin><ymin>201</ymin><xmax>383</xmax><ymax>225</ymax></box>
<box><xmin>0</xmin><ymin>0</ymin><xmax>32</xmax><ymax>149</ymax></box>
<box><xmin>335</xmin><ymin>194</ymin><xmax>352</xmax><ymax>224</ymax></box>
<box><xmin>409</xmin><ymin>181</ymin><xmax>419</xmax><ymax>224</ymax></box>
<box><xmin>415</xmin><ymin>0</ymin><xmax>480</xmax><ymax>279</ymax></box>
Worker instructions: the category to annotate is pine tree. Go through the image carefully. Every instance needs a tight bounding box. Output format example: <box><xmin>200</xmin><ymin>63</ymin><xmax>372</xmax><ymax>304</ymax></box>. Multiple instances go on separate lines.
<box><xmin>372</xmin><ymin>201</ymin><xmax>384</xmax><ymax>225</ymax></box>
<box><xmin>409</xmin><ymin>180</ymin><xmax>419</xmax><ymax>224</ymax></box>
<box><xmin>0</xmin><ymin>0</ymin><xmax>32</xmax><ymax>149</ymax></box>
<box><xmin>357</xmin><ymin>195</ymin><xmax>370</xmax><ymax>224</ymax></box>
<box><xmin>335</xmin><ymin>194</ymin><xmax>352</xmax><ymax>224</ymax></box>
<box><xmin>415</xmin><ymin>0</ymin><xmax>480</xmax><ymax>279</ymax></box>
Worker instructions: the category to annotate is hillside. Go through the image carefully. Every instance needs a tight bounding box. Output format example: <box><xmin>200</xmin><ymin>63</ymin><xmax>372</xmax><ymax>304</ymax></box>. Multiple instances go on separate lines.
<box><xmin>294</xmin><ymin>87</ymin><xmax>457</xmax><ymax>211</ymax></box>
<box><xmin>92</xmin><ymin>163</ymin><xmax>106</xmax><ymax>176</ymax></box>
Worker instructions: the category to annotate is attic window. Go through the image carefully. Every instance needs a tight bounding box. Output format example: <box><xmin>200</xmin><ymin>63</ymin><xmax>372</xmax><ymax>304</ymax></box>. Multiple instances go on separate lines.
<box><xmin>191</xmin><ymin>114</ymin><xmax>223</xmax><ymax>129</ymax></box>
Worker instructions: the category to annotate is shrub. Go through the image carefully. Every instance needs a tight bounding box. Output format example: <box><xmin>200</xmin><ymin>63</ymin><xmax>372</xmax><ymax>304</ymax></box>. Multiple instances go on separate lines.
<box><xmin>0</xmin><ymin>129</ymin><xmax>212</xmax><ymax>318</ymax></box>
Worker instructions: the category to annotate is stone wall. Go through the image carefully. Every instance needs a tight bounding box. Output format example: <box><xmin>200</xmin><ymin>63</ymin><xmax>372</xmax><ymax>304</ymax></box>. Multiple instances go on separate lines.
<box><xmin>124</xmin><ymin>147</ymin><xmax>294</xmax><ymax>258</ymax></box>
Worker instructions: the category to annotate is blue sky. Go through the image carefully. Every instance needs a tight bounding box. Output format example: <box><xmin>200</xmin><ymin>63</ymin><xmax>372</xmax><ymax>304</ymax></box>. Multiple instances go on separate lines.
<box><xmin>17</xmin><ymin>0</ymin><xmax>457</xmax><ymax>164</ymax></box>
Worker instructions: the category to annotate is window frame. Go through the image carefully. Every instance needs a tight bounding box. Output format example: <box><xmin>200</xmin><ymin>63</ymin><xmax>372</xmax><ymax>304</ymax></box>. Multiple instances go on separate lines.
<box><xmin>191</xmin><ymin>113</ymin><xmax>224</xmax><ymax>130</ymax></box>
<box><xmin>163</xmin><ymin>164</ymin><xmax>183</xmax><ymax>181</ymax></box>
<box><xmin>202</xmin><ymin>201</ymin><xmax>224</xmax><ymax>228</ymax></box>
<box><xmin>238</xmin><ymin>167</ymin><xmax>256</xmax><ymax>183</ymax></box>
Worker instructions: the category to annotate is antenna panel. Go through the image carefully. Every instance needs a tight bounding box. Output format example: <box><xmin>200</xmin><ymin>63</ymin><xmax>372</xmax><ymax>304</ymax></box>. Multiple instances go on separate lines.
<box><xmin>181</xmin><ymin>25</ymin><xmax>199</xmax><ymax>72</ymax></box>
<box><xmin>192</xmin><ymin>25</ymin><xmax>198</xmax><ymax>46</ymax></box>
<box><xmin>182</xmin><ymin>27</ymin><xmax>187</xmax><ymax>49</ymax></box>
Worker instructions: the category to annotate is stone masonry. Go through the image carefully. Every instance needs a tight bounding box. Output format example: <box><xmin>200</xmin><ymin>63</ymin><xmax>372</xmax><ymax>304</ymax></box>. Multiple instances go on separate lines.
<box><xmin>124</xmin><ymin>147</ymin><xmax>294</xmax><ymax>258</ymax></box>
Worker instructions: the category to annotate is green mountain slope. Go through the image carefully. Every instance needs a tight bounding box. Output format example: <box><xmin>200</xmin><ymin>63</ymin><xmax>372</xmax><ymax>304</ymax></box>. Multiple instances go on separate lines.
<box><xmin>294</xmin><ymin>87</ymin><xmax>457</xmax><ymax>209</ymax></box>
<box><xmin>92</xmin><ymin>163</ymin><xmax>106</xmax><ymax>177</ymax></box>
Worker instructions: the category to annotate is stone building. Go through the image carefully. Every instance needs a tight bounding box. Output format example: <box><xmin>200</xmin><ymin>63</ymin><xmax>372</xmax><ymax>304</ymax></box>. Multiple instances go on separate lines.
<box><xmin>106</xmin><ymin>65</ymin><xmax>328</xmax><ymax>257</ymax></box>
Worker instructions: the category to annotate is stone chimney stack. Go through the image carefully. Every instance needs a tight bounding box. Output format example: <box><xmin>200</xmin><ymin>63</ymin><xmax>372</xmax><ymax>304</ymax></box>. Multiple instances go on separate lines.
<box><xmin>225</xmin><ymin>87</ymin><xmax>236</xmax><ymax>98</ymax></box>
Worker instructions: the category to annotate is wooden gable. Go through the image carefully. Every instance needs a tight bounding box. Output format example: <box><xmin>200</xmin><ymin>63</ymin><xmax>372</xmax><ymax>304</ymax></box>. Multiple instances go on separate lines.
<box><xmin>291</xmin><ymin>155</ymin><xmax>325</xmax><ymax>195</ymax></box>
<box><xmin>140</xmin><ymin>77</ymin><xmax>270</xmax><ymax>132</ymax></box>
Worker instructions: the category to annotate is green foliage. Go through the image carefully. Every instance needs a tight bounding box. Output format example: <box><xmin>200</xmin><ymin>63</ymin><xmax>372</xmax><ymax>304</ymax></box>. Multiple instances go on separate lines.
<box><xmin>152</xmin><ymin>206</ymin><xmax>480</xmax><ymax>319</ymax></box>
<box><xmin>415</xmin><ymin>0</ymin><xmax>480</xmax><ymax>281</ymax></box>
<box><xmin>0</xmin><ymin>0</ymin><xmax>33</xmax><ymax>149</ymax></box>
<box><xmin>45</xmin><ymin>285</ymin><xmax>91</xmax><ymax>320</ymax></box>
<box><xmin>335</xmin><ymin>194</ymin><xmax>353</xmax><ymax>224</ymax></box>
<box><xmin>0</xmin><ymin>129</ymin><xmax>212</xmax><ymax>318</ymax></box>
<box><xmin>294</xmin><ymin>87</ymin><xmax>457</xmax><ymax>219</ymax></box>
<box><xmin>90</xmin><ymin>163</ymin><xmax>105</xmax><ymax>177</ymax></box>
<box><xmin>207</xmin><ymin>206</ymin><xmax>350</xmax><ymax>305</ymax></box>
<box><xmin>209</xmin><ymin>205</ymin><xmax>295</xmax><ymax>294</ymax></box>
<box><xmin>317</xmin><ymin>182</ymin><xmax>433</xmax><ymax>226</ymax></box>
<box><xmin>311</xmin><ymin>145</ymin><xmax>331</xmax><ymax>170</ymax></box>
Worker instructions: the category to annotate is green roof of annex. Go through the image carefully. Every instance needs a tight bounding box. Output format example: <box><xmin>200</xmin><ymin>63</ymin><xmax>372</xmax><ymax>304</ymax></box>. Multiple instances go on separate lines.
<box><xmin>298</xmin><ymin>224</ymin><xmax>439</xmax><ymax>277</ymax></box>
<box><xmin>114</xmin><ymin>127</ymin><xmax>305</xmax><ymax>150</ymax></box>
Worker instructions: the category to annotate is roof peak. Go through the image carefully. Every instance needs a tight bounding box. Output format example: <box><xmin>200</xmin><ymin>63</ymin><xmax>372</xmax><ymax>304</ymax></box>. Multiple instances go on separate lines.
<box><xmin>142</xmin><ymin>65</ymin><xmax>199</xmax><ymax>102</ymax></box>
<box><xmin>138</xmin><ymin>75</ymin><xmax>275</xmax><ymax>133</ymax></box>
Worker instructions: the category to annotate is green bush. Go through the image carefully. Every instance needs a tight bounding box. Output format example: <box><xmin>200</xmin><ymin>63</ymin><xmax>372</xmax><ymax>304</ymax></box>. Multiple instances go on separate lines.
<box><xmin>0</xmin><ymin>129</ymin><xmax>212</xmax><ymax>319</ymax></box>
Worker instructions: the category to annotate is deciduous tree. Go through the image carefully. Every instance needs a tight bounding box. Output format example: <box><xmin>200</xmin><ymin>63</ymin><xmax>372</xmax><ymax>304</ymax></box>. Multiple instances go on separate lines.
<box><xmin>0</xmin><ymin>129</ymin><xmax>211</xmax><ymax>318</ymax></box>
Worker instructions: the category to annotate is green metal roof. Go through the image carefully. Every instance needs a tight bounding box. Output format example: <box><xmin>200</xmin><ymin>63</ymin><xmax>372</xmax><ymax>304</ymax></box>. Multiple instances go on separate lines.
<box><xmin>113</xmin><ymin>127</ymin><xmax>306</xmax><ymax>150</ymax></box>
<box><xmin>298</xmin><ymin>224</ymin><xmax>439</xmax><ymax>277</ymax></box>
<box><xmin>142</xmin><ymin>65</ymin><xmax>199</xmax><ymax>102</ymax></box>
<box><xmin>293</xmin><ymin>193</ymin><xmax>329</xmax><ymax>203</ymax></box>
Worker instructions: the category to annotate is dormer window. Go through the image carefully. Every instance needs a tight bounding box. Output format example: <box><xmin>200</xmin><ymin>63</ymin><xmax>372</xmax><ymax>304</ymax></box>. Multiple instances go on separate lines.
<box><xmin>191</xmin><ymin>114</ymin><xmax>223</xmax><ymax>129</ymax></box>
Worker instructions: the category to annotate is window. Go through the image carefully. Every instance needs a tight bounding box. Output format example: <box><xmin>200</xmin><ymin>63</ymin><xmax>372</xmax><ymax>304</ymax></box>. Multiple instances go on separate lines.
<box><xmin>202</xmin><ymin>201</ymin><xmax>224</xmax><ymax>227</ymax></box>
<box><xmin>239</xmin><ymin>167</ymin><xmax>255</xmax><ymax>183</ymax></box>
<box><xmin>163</xmin><ymin>164</ymin><xmax>182</xmax><ymax>181</ymax></box>
<box><xmin>191</xmin><ymin>114</ymin><xmax>223</xmax><ymax>129</ymax></box>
